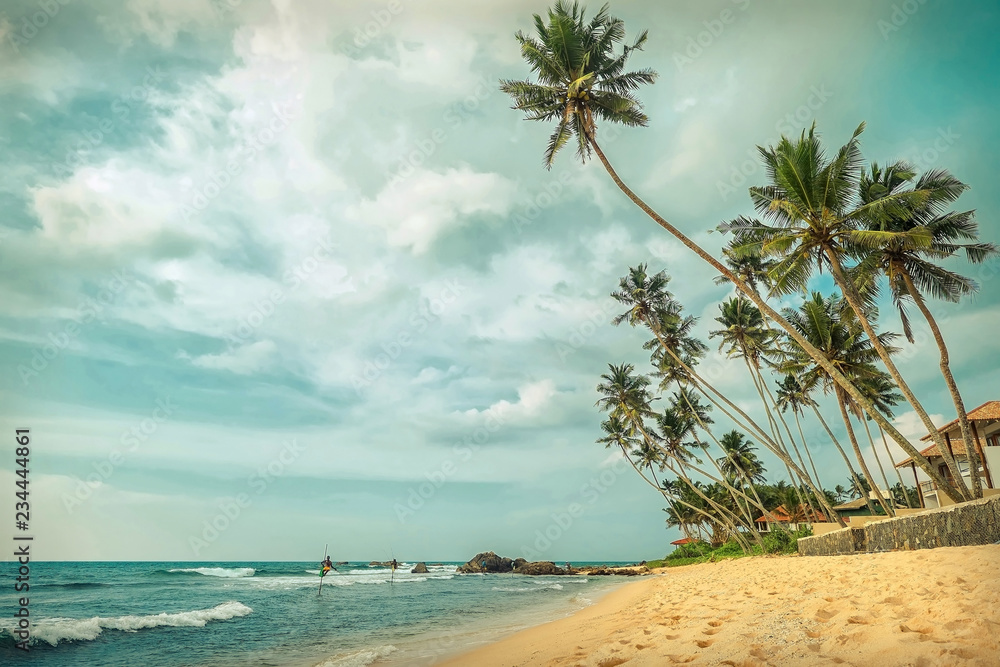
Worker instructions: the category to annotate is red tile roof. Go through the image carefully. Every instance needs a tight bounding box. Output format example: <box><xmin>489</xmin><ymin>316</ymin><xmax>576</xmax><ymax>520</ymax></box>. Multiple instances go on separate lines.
<box><xmin>670</xmin><ymin>537</ymin><xmax>700</xmax><ymax>545</ymax></box>
<box><xmin>918</xmin><ymin>401</ymin><xmax>1000</xmax><ymax>442</ymax></box>
<box><xmin>754</xmin><ymin>504</ymin><xmax>828</xmax><ymax>524</ymax></box>
<box><xmin>894</xmin><ymin>440</ymin><xmax>969</xmax><ymax>468</ymax></box>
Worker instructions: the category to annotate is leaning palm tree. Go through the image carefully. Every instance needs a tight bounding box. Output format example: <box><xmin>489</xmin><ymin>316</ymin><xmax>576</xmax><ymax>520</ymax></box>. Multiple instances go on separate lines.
<box><xmin>855</xmin><ymin>162</ymin><xmax>998</xmax><ymax>496</ymax></box>
<box><xmin>717</xmin><ymin>431</ymin><xmax>766</xmax><ymax>487</ymax></box>
<box><xmin>500</xmin><ymin>2</ymin><xmax>947</xmax><ymax>500</ymax></box>
<box><xmin>724</xmin><ymin>124</ymin><xmax>972</xmax><ymax>499</ymax></box>
<box><xmin>709</xmin><ymin>297</ymin><xmax>818</xmax><ymax>517</ymax></box>
<box><xmin>781</xmin><ymin>293</ymin><xmax>899</xmax><ymax>515</ymax></box>
<box><xmin>610</xmin><ymin>265</ymin><xmax>844</xmax><ymax>525</ymax></box>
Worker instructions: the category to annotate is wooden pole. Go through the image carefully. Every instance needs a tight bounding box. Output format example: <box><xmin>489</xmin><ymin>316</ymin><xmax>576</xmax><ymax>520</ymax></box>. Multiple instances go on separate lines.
<box><xmin>912</xmin><ymin>463</ymin><xmax>924</xmax><ymax>508</ymax></box>
<box><xmin>319</xmin><ymin>543</ymin><xmax>328</xmax><ymax>596</ymax></box>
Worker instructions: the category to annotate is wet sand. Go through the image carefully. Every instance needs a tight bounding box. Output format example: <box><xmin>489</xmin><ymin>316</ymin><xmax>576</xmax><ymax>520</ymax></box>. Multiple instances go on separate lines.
<box><xmin>439</xmin><ymin>545</ymin><xmax>1000</xmax><ymax>666</ymax></box>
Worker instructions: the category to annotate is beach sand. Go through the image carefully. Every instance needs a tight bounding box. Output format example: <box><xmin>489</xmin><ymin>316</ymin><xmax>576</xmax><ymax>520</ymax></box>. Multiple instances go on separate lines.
<box><xmin>440</xmin><ymin>545</ymin><xmax>1000</xmax><ymax>666</ymax></box>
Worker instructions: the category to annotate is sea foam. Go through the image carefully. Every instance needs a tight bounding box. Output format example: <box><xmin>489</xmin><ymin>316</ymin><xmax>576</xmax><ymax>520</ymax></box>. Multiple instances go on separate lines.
<box><xmin>17</xmin><ymin>601</ymin><xmax>253</xmax><ymax>646</ymax></box>
<box><xmin>167</xmin><ymin>567</ymin><xmax>255</xmax><ymax>578</ymax></box>
<box><xmin>314</xmin><ymin>644</ymin><xmax>397</xmax><ymax>667</ymax></box>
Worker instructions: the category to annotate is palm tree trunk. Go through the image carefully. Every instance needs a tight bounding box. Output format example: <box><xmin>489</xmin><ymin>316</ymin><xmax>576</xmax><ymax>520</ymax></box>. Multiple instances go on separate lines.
<box><xmin>792</xmin><ymin>409</ymin><xmax>827</xmax><ymax>503</ymax></box>
<box><xmin>859</xmin><ymin>416</ymin><xmax>896</xmax><ymax>516</ymax></box>
<box><xmin>751</xmin><ymin>364</ymin><xmax>826</xmax><ymax>521</ymax></box>
<box><xmin>584</xmin><ymin>134</ymin><xmax>964</xmax><ymax>503</ymax></box>
<box><xmin>650</xmin><ymin>328</ymin><xmax>846</xmax><ymax>527</ymax></box>
<box><xmin>630</xmin><ymin>421</ymin><xmax>756</xmax><ymax>551</ymax></box>
<box><xmin>900</xmin><ymin>271</ymin><xmax>983</xmax><ymax>498</ymax></box>
<box><xmin>623</xmin><ymin>450</ymin><xmax>750</xmax><ymax>550</ymax></box>
<box><xmin>811</xmin><ymin>404</ymin><xmax>880</xmax><ymax>516</ymax></box>
<box><xmin>822</xmin><ymin>248</ymin><xmax>971</xmax><ymax>500</ymax></box>
<box><xmin>877</xmin><ymin>423</ymin><xmax>913</xmax><ymax>508</ymax></box>
<box><xmin>835</xmin><ymin>388</ymin><xmax>893</xmax><ymax>515</ymax></box>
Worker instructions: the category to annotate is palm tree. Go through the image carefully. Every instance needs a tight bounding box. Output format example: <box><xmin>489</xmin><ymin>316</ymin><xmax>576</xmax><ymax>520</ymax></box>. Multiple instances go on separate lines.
<box><xmin>501</xmin><ymin>4</ymin><xmax>935</xmax><ymax>499</ymax></box>
<box><xmin>717</xmin><ymin>431</ymin><xmax>766</xmax><ymax>486</ymax></box>
<box><xmin>780</xmin><ymin>293</ymin><xmax>900</xmax><ymax>515</ymax></box>
<box><xmin>833</xmin><ymin>484</ymin><xmax>849</xmax><ymax>504</ymax></box>
<box><xmin>855</xmin><ymin>162</ymin><xmax>998</xmax><ymax>496</ymax></box>
<box><xmin>713</xmin><ymin>245</ymin><xmax>777</xmax><ymax>296</ymax></box>
<box><xmin>710</xmin><ymin>297</ymin><xmax>818</xmax><ymax>518</ymax></box>
<box><xmin>610</xmin><ymin>266</ymin><xmax>844</xmax><ymax>526</ymax></box>
<box><xmin>774</xmin><ymin>374</ymin><xmax>827</xmax><ymax>495</ymax></box>
<box><xmin>724</xmin><ymin>124</ymin><xmax>971</xmax><ymax>499</ymax></box>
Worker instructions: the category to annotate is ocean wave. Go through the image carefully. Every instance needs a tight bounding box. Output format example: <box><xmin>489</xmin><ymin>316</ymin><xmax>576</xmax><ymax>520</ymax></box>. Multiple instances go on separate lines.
<box><xmin>2</xmin><ymin>601</ymin><xmax>252</xmax><ymax>647</ymax></box>
<box><xmin>167</xmin><ymin>567</ymin><xmax>255</xmax><ymax>578</ymax></box>
<box><xmin>39</xmin><ymin>582</ymin><xmax>112</xmax><ymax>589</ymax></box>
<box><xmin>491</xmin><ymin>583</ymin><xmax>563</xmax><ymax>592</ymax></box>
<box><xmin>314</xmin><ymin>645</ymin><xmax>397</xmax><ymax>667</ymax></box>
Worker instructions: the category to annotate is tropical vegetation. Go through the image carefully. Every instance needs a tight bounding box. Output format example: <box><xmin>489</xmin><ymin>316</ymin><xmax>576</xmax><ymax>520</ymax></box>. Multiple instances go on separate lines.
<box><xmin>501</xmin><ymin>0</ymin><xmax>996</xmax><ymax>547</ymax></box>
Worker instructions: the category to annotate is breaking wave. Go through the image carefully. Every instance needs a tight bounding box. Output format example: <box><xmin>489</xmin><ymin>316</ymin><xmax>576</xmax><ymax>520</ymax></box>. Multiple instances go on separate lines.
<box><xmin>2</xmin><ymin>601</ymin><xmax>253</xmax><ymax>647</ymax></box>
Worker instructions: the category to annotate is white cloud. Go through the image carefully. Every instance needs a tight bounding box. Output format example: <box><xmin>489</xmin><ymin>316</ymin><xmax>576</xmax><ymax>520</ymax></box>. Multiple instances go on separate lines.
<box><xmin>349</xmin><ymin>166</ymin><xmax>516</xmax><ymax>254</ymax></box>
<box><xmin>462</xmin><ymin>379</ymin><xmax>557</xmax><ymax>422</ymax></box>
<box><xmin>186</xmin><ymin>340</ymin><xmax>278</xmax><ymax>375</ymax></box>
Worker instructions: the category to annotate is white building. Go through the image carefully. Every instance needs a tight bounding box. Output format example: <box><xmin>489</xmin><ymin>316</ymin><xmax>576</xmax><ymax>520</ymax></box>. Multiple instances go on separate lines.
<box><xmin>894</xmin><ymin>400</ymin><xmax>1000</xmax><ymax>508</ymax></box>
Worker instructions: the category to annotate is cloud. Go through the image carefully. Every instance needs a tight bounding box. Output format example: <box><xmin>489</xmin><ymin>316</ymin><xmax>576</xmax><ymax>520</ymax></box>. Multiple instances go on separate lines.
<box><xmin>462</xmin><ymin>379</ymin><xmax>557</xmax><ymax>423</ymax></box>
<box><xmin>349</xmin><ymin>166</ymin><xmax>516</xmax><ymax>254</ymax></box>
<box><xmin>184</xmin><ymin>340</ymin><xmax>278</xmax><ymax>375</ymax></box>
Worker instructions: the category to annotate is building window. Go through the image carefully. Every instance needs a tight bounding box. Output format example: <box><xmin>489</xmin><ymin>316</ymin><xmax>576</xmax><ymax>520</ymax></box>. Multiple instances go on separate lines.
<box><xmin>988</xmin><ymin>434</ymin><xmax>1000</xmax><ymax>447</ymax></box>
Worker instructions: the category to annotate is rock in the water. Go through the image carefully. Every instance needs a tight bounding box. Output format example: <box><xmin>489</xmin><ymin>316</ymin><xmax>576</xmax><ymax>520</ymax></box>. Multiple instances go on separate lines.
<box><xmin>512</xmin><ymin>558</ymin><xmax>528</xmax><ymax>570</ymax></box>
<box><xmin>456</xmin><ymin>551</ymin><xmax>514</xmax><ymax>573</ymax></box>
<box><xmin>411</xmin><ymin>562</ymin><xmax>429</xmax><ymax>574</ymax></box>
<box><xmin>513</xmin><ymin>561</ymin><xmax>565</xmax><ymax>576</ymax></box>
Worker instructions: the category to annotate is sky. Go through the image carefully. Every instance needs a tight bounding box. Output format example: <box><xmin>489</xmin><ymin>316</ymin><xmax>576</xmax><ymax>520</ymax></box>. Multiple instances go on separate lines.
<box><xmin>1</xmin><ymin>0</ymin><xmax>998</xmax><ymax>562</ymax></box>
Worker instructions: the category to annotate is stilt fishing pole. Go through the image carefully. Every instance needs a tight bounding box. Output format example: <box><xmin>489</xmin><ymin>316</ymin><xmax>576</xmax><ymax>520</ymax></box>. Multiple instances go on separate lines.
<box><xmin>318</xmin><ymin>543</ymin><xmax>328</xmax><ymax>596</ymax></box>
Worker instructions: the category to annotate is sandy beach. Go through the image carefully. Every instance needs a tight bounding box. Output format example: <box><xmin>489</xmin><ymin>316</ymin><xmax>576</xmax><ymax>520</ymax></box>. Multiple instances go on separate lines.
<box><xmin>440</xmin><ymin>545</ymin><xmax>1000</xmax><ymax>666</ymax></box>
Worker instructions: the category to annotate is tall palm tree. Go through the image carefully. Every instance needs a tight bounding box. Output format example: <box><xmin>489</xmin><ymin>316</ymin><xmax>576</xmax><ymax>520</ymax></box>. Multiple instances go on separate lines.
<box><xmin>610</xmin><ymin>266</ymin><xmax>844</xmax><ymax>526</ymax></box>
<box><xmin>774</xmin><ymin>374</ymin><xmax>830</xmax><ymax>497</ymax></box>
<box><xmin>501</xmin><ymin>3</ymin><xmax>938</xmax><ymax>499</ymax></box>
<box><xmin>855</xmin><ymin>162</ymin><xmax>998</xmax><ymax>496</ymax></box>
<box><xmin>724</xmin><ymin>124</ymin><xmax>971</xmax><ymax>499</ymax></box>
<box><xmin>780</xmin><ymin>293</ymin><xmax>899</xmax><ymax>515</ymax></box>
<box><xmin>713</xmin><ymin>245</ymin><xmax>777</xmax><ymax>296</ymax></box>
<box><xmin>710</xmin><ymin>297</ymin><xmax>817</xmax><ymax>517</ymax></box>
<box><xmin>717</xmin><ymin>431</ymin><xmax>766</xmax><ymax>486</ymax></box>
<box><xmin>596</xmin><ymin>363</ymin><xmax>756</xmax><ymax>549</ymax></box>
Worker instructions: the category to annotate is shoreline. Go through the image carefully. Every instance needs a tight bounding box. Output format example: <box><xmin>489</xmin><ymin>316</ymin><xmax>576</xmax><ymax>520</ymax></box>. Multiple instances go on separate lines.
<box><xmin>436</xmin><ymin>545</ymin><xmax>1000</xmax><ymax>666</ymax></box>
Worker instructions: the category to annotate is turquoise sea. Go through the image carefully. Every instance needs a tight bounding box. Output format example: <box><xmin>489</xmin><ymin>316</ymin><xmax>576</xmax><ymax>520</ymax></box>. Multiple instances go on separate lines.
<box><xmin>0</xmin><ymin>561</ymin><xmax>633</xmax><ymax>666</ymax></box>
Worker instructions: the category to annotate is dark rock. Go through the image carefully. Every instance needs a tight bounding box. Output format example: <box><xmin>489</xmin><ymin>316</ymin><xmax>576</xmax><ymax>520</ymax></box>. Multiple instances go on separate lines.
<box><xmin>456</xmin><ymin>551</ymin><xmax>513</xmax><ymax>573</ymax></box>
<box><xmin>411</xmin><ymin>562</ymin><xmax>429</xmax><ymax>574</ymax></box>
<box><xmin>512</xmin><ymin>558</ymin><xmax>528</xmax><ymax>570</ymax></box>
<box><xmin>513</xmin><ymin>561</ymin><xmax>565</xmax><ymax>576</ymax></box>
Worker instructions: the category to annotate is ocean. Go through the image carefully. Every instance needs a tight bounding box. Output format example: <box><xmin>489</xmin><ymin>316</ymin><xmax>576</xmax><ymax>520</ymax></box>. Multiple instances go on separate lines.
<box><xmin>0</xmin><ymin>561</ymin><xmax>634</xmax><ymax>666</ymax></box>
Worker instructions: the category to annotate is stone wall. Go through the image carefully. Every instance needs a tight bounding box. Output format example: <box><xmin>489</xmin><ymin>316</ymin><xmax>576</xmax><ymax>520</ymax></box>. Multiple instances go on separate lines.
<box><xmin>798</xmin><ymin>528</ymin><xmax>864</xmax><ymax>557</ymax></box>
<box><xmin>865</xmin><ymin>494</ymin><xmax>1000</xmax><ymax>552</ymax></box>
<box><xmin>798</xmin><ymin>494</ymin><xmax>1000</xmax><ymax>556</ymax></box>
